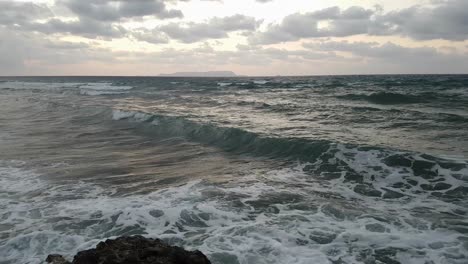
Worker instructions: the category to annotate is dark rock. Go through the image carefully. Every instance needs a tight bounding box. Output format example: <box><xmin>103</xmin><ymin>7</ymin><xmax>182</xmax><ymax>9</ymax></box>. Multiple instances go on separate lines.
<box><xmin>46</xmin><ymin>254</ymin><xmax>71</xmax><ymax>264</ymax></box>
<box><xmin>354</xmin><ymin>184</ymin><xmax>382</xmax><ymax>197</ymax></box>
<box><xmin>46</xmin><ymin>236</ymin><xmax>211</xmax><ymax>264</ymax></box>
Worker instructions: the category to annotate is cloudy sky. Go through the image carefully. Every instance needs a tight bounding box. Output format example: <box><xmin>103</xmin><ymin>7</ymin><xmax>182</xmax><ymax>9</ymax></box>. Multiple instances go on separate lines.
<box><xmin>1</xmin><ymin>0</ymin><xmax>467</xmax><ymax>76</ymax></box>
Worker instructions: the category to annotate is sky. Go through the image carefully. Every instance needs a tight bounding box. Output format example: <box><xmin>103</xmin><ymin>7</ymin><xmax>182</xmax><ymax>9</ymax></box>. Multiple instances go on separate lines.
<box><xmin>0</xmin><ymin>0</ymin><xmax>467</xmax><ymax>76</ymax></box>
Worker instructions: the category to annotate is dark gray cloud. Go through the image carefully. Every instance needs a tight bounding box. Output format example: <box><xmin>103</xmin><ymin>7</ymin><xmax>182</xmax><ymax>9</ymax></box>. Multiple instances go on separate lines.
<box><xmin>249</xmin><ymin>6</ymin><xmax>381</xmax><ymax>44</ymax></box>
<box><xmin>304</xmin><ymin>41</ymin><xmax>437</xmax><ymax>59</ymax></box>
<box><xmin>159</xmin><ymin>14</ymin><xmax>261</xmax><ymax>43</ymax></box>
<box><xmin>60</xmin><ymin>0</ymin><xmax>183</xmax><ymax>21</ymax></box>
<box><xmin>0</xmin><ymin>27</ymin><xmax>117</xmax><ymax>75</ymax></box>
<box><xmin>0</xmin><ymin>1</ymin><xmax>52</xmax><ymax>26</ymax></box>
<box><xmin>0</xmin><ymin>1</ymin><xmax>126</xmax><ymax>39</ymax></box>
<box><xmin>131</xmin><ymin>28</ymin><xmax>169</xmax><ymax>44</ymax></box>
<box><xmin>25</xmin><ymin>18</ymin><xmax>127</xmax><ymax>39</ymax></box>
<box><xmin>383</xmin><ymin>0</ymin><xmax>468</xmax><ymax>41</ymax></box>
<box><xmin>303</xmin><ymin>40</ymin><xmax>468</xmax><ymax>73</ymax></box>
<box><xmin>251</xmin><ymin>0</ymin><xmax>468</xmax><ymax>44</ymax></box>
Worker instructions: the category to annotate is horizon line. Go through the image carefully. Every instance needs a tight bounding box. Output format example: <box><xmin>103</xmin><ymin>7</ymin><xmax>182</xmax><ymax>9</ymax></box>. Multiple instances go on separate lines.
<box><xmin>1</xmin><ymin>73</ymin><xmax>468</xmax><ymax>78</ymax></box>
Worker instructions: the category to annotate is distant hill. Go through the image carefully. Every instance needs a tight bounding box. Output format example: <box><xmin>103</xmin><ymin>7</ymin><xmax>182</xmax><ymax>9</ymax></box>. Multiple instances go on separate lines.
<box><xmin>159</xmin><ymin>71</ymin><xmax>238</xmax><ymax>77</ymax></box>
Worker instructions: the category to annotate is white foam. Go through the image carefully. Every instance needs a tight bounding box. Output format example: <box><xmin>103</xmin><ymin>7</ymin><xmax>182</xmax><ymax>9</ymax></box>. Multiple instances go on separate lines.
<box><xmin>253</xmin><ymin>80</ymin><xmax>268</xmax><ymax>85</ymax></box>
<box><xmin>79</xmin><ymin>83</ymin><xmax>133</xmax><ymax>96</ymax></box>
<box><xmin>80</xmin><ymin>90</ymin><xmax>127</xmax><ymax>96</ymax></box>
<box><xmin>112</xmin><ymin>109</ymin><xmax>153</xmax><ymax>122</ymax></box>
<box><xmin>79</xmin><ymin>83</ymin><xmax>133</xmax><ymax>91</ymax></box>
<box><xmin>217</xmin><ymin>82</ymin><xmax>232</xmax><ymax>87</ymax></box>
<box><xmin>1</xmin><ymin>162</ymin><xmax>466</xmax><ymax>264</ymax></box>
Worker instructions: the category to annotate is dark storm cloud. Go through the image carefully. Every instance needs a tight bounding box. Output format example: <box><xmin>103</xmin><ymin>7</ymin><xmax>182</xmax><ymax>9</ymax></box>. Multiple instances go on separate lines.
<box><xmin>251</xmin><ymin>0</ymin><xmax>468</xmax><ymax>44</ymax></box>
<box><xmin>158</xmin><ymin>14</ymin><xmax>261</xmax><ymax>43</ymax></box>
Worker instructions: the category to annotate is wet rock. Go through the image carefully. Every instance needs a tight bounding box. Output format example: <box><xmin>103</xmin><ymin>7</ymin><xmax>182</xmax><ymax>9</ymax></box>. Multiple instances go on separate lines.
<box><xmin>46</xmin><ymin>255</ymin><xmax>70</xmax><ymax>264</ymax></box>
<box><xmin>383</xmin><ymin>154</ymin><xmax>412</xmax><ymax>167</ymax></box>
<box><xmin>46</xmin><ymin>236</ymin><xmax>211</xmax><ymax>264</ymax></box>
<box><xmin>354</xmin><ymin>184</ymin><xmax>382</xmax><ymax>197</ymax></box>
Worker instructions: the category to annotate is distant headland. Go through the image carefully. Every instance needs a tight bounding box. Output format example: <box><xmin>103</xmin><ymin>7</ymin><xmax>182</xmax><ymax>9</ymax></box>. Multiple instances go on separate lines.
<box><xmin>159</xmin><ymin>71</ymin><xmax>239</xmax><ymax>77</ymax></box>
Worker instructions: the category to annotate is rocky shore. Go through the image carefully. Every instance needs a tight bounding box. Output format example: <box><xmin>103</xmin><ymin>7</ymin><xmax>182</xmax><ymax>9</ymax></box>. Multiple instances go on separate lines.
<box><xmin>46</xmin><ymin>236</ymin><xmax>211</xmax><ymax>264</ymax></box>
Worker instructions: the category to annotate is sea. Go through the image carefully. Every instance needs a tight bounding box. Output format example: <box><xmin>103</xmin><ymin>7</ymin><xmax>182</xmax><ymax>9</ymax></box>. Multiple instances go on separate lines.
<box><xmin>0</xmin><ymin>75</ymin><xmax>467</xmax><ymax>264</ymax></box>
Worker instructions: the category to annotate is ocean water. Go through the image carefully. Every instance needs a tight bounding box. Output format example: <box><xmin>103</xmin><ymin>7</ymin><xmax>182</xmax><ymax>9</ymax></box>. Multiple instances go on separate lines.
<box><xmin>0</xmin><ymin>75</ymin><xmax>467</xmax><ymax>264</ymax></box>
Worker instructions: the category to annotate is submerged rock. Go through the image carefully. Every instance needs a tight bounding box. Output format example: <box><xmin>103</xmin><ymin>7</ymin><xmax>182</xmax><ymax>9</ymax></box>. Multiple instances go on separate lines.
<box><xmin>46</xmin><ymin>235</ymin><xmax>211</xmax><ymax>264</ymax></box>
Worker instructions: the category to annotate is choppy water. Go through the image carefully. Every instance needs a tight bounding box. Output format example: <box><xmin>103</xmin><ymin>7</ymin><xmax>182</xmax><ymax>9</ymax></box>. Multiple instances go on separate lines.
<box><xmin>0</xmin><ymin>75</ymin><xmax>467</xmax><ymax>264</ymax></box>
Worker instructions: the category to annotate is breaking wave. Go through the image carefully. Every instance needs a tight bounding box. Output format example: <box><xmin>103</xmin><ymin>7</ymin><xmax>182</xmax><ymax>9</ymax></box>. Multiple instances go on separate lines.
<box><xmin>112</xmin><ymin>109</ymin><xmax>468</xmax><ymax>200</ymax></box>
